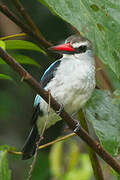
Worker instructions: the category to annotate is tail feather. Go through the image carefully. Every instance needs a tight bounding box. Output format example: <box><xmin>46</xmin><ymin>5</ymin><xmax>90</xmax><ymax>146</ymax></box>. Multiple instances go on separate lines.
<box><xmin>22</xmin><ymin>125</ymin><xmax>39</xmax><ymax>160</ymax></box>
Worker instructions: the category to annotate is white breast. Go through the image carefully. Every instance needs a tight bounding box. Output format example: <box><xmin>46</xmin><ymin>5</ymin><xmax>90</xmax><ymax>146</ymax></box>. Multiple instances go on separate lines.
<box><xmin>40</xmin><ymin>54</ymin><xmax>95</xmax><ymax>113</ymax></box>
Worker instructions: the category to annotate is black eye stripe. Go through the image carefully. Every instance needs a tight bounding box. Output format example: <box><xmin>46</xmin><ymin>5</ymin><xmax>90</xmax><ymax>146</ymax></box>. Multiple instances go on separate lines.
<box><xmin>75</xmin><ymin>45</ymin><xmax>87</xmax><ymax>53</ymax></box>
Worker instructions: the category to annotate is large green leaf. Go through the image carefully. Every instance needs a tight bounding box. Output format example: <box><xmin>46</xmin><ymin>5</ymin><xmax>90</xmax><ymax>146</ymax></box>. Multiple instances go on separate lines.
<box><xmin>0</xmin><ymin>151</ymin><xmax>11</xmax><ymax>180</ymax></box>
<box><xmin>40</xmin><ymin>0</ymin><xmax>120</xmax><ymax>78</ymax></box>
<box><xmin>85</xmin><ymin>89</ymin><xmax>120</xmax><ymax>155</ymax></box>
<box><xmin>0</xmin><ymin>53</ymin><xmax>40</xmax><ymax>67</ymax></box>
<box><xmin>5</xmin><ymin>40</ymin><xmax>46</xmax><ymax>54</ymax></box>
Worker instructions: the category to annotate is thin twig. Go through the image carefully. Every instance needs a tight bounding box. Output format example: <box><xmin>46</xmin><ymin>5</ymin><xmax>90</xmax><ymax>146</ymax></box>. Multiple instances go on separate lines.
<box><xmin>78</xmin><ymin>109</ymin><xmax>104</xmax><ymax>180</ymax></box>
<box><xmin>8</xmin><ymin>133</ymin><xmax>76</xmax><ymax>155</ymax></box>
<box><xmin>0</xmin><ymin>33</ymin><xmax>26</xmax><ymax>40</ymax></box>
<box><xmin>0</xmin><ymin>48</ymin><xmax>120</xmax><ymax>174</ymax></box>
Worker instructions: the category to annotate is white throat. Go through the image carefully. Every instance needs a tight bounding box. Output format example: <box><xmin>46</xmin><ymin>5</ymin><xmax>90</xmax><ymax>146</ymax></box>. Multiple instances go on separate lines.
<box><xmin>62</xmin><ymin>50</ymin><xmax>95</xmax><ymax>66</ymax></box>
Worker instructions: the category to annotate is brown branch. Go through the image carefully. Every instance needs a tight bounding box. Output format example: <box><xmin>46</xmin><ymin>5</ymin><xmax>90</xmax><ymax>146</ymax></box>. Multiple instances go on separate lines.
<box><xmin>78</xmin><ymin>109</ymin><xmax>104</xmax><ymax>180</ymax></box>
<box><xmin>12</xmin><ymin>0</ymin><xmax>43</xmax><ymax>38</ymax></box>
<box><xmin>0</xmin><ymin>47</ymin><xmax>120</xmax><ymax>174</ymax></box>
<box><xmin>0</xmin><ymin>3</ymin><xmax>61</xmax><ymax>59</ymax></box>
<box><xmin>0</xmin><ymin>4</ymin><xmax>49</xmax><ymax>47</ymax></box>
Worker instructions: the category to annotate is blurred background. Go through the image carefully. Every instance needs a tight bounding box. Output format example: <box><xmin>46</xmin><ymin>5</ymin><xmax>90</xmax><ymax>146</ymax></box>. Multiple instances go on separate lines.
<box><xmin>0</xmin><ymin>0</ymin><xmax>120</xmax><ymax>179</ymax></box>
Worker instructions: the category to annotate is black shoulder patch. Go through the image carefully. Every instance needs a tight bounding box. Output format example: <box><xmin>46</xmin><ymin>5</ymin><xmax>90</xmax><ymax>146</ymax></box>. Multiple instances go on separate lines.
<box><xmin>40</xmin><ymin>60</ymin><xmax>61</xmax><ymax>88</ymax></box>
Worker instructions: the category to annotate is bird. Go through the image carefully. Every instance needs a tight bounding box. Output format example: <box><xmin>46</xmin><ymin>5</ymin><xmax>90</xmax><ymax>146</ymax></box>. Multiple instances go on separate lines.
<box><xmin>22</xmin><ymin>34</ymin><xmax>96</xmax><ymax>160</ymax></box>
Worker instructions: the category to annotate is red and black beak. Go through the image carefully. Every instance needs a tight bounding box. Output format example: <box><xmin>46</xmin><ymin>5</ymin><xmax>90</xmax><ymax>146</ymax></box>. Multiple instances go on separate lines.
<box><xmin>48</xmin><ymin>42</ymin><xmax>75</xmax><ymax>54</ymax></box>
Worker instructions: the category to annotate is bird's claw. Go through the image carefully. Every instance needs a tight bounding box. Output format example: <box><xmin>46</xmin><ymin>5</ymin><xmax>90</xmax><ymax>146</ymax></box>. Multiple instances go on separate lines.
<box><xmin>56</xmin><ymin>104</ymin><xmax>64</xmax><ymax>115</ymax></box>
<box><xmin>74</xmin><ymin>121</ymin><xmax>81</xmax><ymax>133</ymax></box>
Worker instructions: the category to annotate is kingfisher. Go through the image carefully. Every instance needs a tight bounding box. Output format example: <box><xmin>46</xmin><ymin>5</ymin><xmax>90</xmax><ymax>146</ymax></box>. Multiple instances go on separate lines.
<box><xmin>22</xmin><ymin>34</ymin><xmax>96</xmax><ymax>159</ymax></box>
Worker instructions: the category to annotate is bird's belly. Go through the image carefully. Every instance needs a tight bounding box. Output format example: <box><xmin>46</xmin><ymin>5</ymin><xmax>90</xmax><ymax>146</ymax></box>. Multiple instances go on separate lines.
<box><xmin>49</xmin><ymin>75</ymin><xmax>95</xmax><ymax>113</ymax></box>
<box><xmin>57</xmin><ymin>85</ymin><xmax>93</xmax><ymax>114</ymax></box>
<box><xmin>37</xmin><ymin>81</ymin><xmax>94</xmax><ymax>134</ymax></box>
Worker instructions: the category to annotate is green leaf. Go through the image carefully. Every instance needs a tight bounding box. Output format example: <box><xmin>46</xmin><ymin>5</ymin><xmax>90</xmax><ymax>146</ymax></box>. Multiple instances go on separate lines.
<box><xmin>11</xmin><ymin>53</ymin><xmax>41</xmax><ymax>67</ymax></box>
<box><xmin>0</xmin><ymin>74</ymin><xmax>13</xmax><ymax>81</ymax></box>
<box><xmin>0</xmin><ymin>41</ymin><xmax>6</xmax><ymax>50</ymax></box>
<box><xmin>0</xmin><ymin>145</ymin><xmax>10</xmax><ymax>151</ymax></box>
<box><xmin>85</xmin><ymin>89</ymin><xmax>120</xmax><ymax>155</ymax></box>
<box><xmin>41</xmin><ymin>0</ymin><xmax>120</xmax><ymax>78</ymax></box>
<box><xmin>5</xmin><ymin>40</ymin><xmax>46</xmax><ymax>54</ymax></box>
<box><xmin>0</xmin><ymin>151</ymin><xmax>11</xmax><ymax>180</ymax></box>
<box><xmin>0</xmin><ymin>54</ymin><xmax>40</xmax><ymax>67</ymax></box>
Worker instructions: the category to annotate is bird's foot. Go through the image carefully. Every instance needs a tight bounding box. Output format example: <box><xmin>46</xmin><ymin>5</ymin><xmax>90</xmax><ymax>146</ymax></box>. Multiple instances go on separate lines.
<box><xmin>74</xmin><ymin>120</ymin><xmax>81</xmax><ymax>133</ymax></box>
<box><xmin>56</xmin><ymin>104</ymin><xmax>64</xmax><ymax>115</ymax></box>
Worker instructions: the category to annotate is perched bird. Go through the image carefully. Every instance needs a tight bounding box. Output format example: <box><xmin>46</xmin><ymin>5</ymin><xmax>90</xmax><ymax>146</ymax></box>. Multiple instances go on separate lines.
<box><xmin>22</xmin><ymin>34</ymin><xmax>96</xmax><ymax>160</ymax></box>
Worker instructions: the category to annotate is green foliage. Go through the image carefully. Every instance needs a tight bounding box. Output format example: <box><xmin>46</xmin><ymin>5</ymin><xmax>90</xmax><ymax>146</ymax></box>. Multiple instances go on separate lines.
<box><xmin>113</xmin><ymin>89</ymin><xmax>120</xmax><ymax>97</ymax></box>
<box><xmin>85</xmin><ymin>89</ymin><xmax>120</xmax><ymax>155</ymax></box>
<box><xmin>11</xmin><ymin>53</ymin><xmax>41</xmax><ymax>67</ymax></box>
<box><xmin>0</xmin><ymin>145</ymin><xmax>10</xmax><ymax>151</ymax></box>
<box><xmin>0</xmin><ymin>53</ymin><xmax>40</xmax><ymax>67</ymax></box>
<box><xmin>0</xmin><ymin>40</ymin><xmax>44</xmax><ymax>67</ymax></box>
<box><xmin>5</xmin><ymin>40</ymin><xmax>45</xmax><ymax>54</ymax></box>
<box><xmin>0</xmin><ymin>151</ymin><xmax>11</xmax><ymax>180</ymax></box>
<box><xmin>0</xmin><ymin>41</ymin><xmax>6</xmax><ymax>50</ymax></box>
<box><xmin>49</xmin><ymin>140</ymin><xmax>92</xmax><ymax>180</ymax></box>
<box><xmin>41</xmin><ymin>0</ymin><xmax>120</xmax><ymax>78</ymax></box>
<box><xmin>0</xmin><ymin>74</ymin><xmax>13</xmax><ymax>81</ymax></box>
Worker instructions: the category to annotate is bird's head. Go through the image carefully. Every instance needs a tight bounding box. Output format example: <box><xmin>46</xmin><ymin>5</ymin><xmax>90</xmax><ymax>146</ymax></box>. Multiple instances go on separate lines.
<box><xmin>48</xmin><ymin>34</ymin><xmax>94</xmax><ymax>58</ymax></box>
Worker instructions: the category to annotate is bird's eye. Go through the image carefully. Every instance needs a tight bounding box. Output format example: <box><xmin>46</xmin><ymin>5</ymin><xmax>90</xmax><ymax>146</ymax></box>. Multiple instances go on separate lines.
<box><xmin>75</xmin><ymin>45</ymin><xmax>87</xmax><ymax>53</ymax></box>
